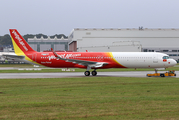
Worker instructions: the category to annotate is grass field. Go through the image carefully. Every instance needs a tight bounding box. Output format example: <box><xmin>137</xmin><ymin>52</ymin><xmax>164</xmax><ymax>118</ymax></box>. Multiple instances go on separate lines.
<box><xmin>1</xmin><ymin>77</ymin><xmax>179</xmax><ymax>119</ymax></box>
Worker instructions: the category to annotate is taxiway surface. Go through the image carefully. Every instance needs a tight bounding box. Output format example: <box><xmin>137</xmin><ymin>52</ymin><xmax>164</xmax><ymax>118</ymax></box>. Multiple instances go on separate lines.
<box><xmin>0</xmin><ymin>71</ymin><xmax>178</xmax><ymax>79</ymax></box>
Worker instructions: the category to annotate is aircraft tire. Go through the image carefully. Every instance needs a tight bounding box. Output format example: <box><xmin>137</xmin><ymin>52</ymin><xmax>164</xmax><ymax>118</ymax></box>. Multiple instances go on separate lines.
<box><xmin>92</xmin><ymin>71</ymin><xmax>97</xmax><ymax>76</ymax></box>
<box><xmin>84</xmin><ymin>71</ymin><xmax>90</xmax><ymax>76</ymax></box>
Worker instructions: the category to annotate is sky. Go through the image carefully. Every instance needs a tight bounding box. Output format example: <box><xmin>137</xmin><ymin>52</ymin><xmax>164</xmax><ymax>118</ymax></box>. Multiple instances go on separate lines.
<box><xmin>0</xmin><ymin>0</ymin><xmax>179</xmax><ymax>36</ymax></box>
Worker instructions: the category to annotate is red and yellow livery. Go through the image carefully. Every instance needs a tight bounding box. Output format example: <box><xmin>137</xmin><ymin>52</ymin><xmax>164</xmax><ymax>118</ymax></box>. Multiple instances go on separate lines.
<box><xmin>3</xmin><ymin>29</ymin><xmax>177</xmax><ymax>76</ymax></box>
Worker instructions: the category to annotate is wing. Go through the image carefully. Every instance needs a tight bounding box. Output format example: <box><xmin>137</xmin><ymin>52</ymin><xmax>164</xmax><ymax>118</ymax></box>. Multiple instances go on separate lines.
<box><xmin>2</xmin><ymin>53</ymin><xmax>25</xmax><ymax>60</ymax></box>
<box><xmin>51</xmin><ymin>48</ymin><xmax>108</xmax><ymax>69</ymax></box>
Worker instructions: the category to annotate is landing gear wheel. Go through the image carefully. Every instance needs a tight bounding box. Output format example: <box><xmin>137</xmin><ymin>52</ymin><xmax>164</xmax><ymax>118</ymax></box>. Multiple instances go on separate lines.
<box><xmin>91</xmin><ymin>71</ymin><xmax>97</xmax><ymax>76</ymax></box>
<box><xmin>84</xmin><ymin>71</ymin><xmax>90</xmax><ymax>76</ymax></box>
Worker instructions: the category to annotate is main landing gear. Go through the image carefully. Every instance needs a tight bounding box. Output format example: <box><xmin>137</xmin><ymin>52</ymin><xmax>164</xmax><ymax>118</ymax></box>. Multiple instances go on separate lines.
<box><xmin>84</xmin><ymin>66</ymin><xmax>97</xmax><ymax>76</ymax></box>
<box><xmin>84</xmin><ymin>70</ymin><xmax>97</xmax><ymax>76</ymax></box>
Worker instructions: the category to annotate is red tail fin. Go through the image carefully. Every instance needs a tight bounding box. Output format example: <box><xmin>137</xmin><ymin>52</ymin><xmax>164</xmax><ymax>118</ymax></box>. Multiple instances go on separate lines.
<box><xmin>9</xmin><ymin>29</ymin><xmax>35</xmax><ymax>54</ymax></box>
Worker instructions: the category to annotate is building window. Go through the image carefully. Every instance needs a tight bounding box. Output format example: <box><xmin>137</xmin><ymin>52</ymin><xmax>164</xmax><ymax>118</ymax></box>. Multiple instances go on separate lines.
<box><xmin>86</xmin><ymin>32</ymin><xmax>91</xmax><ymax>35</ymax></box>
<box><xmin>169</xmin><ymin>54</ymin><xmax>177</xmax><ymax>56</ymax></box>
<box><xmin>143</xmin><ymin>49</ymin><xmax>147</xmax><ymax>52</ymax></box>
<box><xmin>149</xmin><ymin>50</ymin><xmax>154</xmax><ymax>52</ymax></box>
<box><xmin>172</xmin><ymin>50</ymin><xmax>177</xmax><ymax>52</ymax></box>
<box><xmin>163</xmin><ymin>50</ymin><xmax>169</xmax><ymax>52</ymax></box>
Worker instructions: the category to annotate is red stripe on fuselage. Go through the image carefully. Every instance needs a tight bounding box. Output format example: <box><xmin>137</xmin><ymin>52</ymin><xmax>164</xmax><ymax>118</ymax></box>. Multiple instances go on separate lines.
<box><xmin>27</xmin><ymin>52</ymin><xmax>126</xmax><ymax>69</ymax></box>
<box><xmin>9</xmin><ymin>29</ymin><xmax>126</xmax><ymax>69</ymax></box>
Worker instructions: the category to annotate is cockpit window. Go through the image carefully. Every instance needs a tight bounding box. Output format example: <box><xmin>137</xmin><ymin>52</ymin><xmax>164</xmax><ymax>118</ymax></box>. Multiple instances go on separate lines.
<box><xmin>163</xmin><ymin>56</ymin><xmax>170</xmax><ymax>59</ymax></box>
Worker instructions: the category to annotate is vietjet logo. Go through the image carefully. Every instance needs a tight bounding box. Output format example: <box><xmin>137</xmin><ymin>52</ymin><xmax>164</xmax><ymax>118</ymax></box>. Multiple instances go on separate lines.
<box><xmin>12</xmin><ymin>30</ymin><xmax>28</xmax><ymax>51</ymax></box>
<box><xmin>48</xmin><ymin>54</ymin><xmax>81</xmax><ymax>61</ymax></box>
<box><xmin>58</xmin><ymin>54</ymin><xmax>81</xmax><ymax>58</ymax></box>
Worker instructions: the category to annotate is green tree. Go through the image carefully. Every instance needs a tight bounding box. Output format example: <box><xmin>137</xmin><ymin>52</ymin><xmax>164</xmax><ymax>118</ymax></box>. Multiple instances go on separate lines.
<box><xmin>0</xmin><ymin>33</ymin><xmax>68</xmax><ymax>45</ymax></box>
<box><xmin>0</xmin><ymin>34</ymin><xmax>11</xmax><ymax>45</ymax></box>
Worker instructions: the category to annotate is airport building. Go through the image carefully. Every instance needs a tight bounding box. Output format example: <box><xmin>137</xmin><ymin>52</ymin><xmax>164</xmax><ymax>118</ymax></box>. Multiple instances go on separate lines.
<box><xmin>24</xmin><ymin>28</ymin><xmax>179</xmax><ymax>61</ymax></box>
<box><xmin>28</xmin><ymin>36</ymin><xmax>70</xmax><ymax>52</ymax></box>
<box><xmin>68</xmin><ymin>28</ymin><xmax>179</xmax><ymax>61</ymax></box>
<box><xmin>2</xmin><ymin>28</ymin><xmax>179</xmax><ymax>63</ymax></box>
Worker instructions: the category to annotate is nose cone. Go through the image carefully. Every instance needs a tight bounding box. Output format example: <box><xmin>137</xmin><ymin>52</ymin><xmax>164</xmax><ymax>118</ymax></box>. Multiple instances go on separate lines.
<box><xmin>171</xmin><ymin>59</ymin><xmax>177</xmax><ymax>66</ymax></box>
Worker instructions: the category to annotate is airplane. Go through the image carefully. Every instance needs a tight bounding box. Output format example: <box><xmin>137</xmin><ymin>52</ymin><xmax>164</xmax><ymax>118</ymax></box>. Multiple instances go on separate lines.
<box><xmin>2</xmin><ymin>29</ymin><xmax>177</xmax><ymax>76</ymax></box>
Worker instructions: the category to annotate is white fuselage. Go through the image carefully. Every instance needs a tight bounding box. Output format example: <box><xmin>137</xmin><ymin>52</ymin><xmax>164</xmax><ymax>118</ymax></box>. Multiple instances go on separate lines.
<box><xmin>111</xmin><ymin>52</ymin><xmax>176</xmax><ymax>68</ymax></box>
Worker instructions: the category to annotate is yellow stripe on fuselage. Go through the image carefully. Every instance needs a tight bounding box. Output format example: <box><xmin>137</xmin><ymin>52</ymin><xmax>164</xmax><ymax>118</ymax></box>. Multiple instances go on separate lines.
<box><xmin>108</xmin><ymin>52</ymin><xmax>125</xmax><ymax>67</ymax></box>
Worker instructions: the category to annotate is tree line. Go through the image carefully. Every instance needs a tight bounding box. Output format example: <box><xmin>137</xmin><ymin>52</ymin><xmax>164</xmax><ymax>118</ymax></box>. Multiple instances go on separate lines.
<box><xmin>0</xmin><ymin>34</ymin><xmax>68</xmax><ymax>46</ymax></box>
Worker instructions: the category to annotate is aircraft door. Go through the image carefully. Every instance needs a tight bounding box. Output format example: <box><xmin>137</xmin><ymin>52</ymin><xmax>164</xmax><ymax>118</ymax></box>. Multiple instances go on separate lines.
<box><xmin>153</xmin><ymin>54</ymin><xmax>158</xmax><ymax>63</ymax></box>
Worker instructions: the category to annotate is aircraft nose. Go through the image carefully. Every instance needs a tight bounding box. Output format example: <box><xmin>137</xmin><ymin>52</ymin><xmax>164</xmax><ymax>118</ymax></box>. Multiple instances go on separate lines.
<box><xmin>171</xmin><ymin>59</ymin><xmax>177</xmax><ymax>66</ymax></box>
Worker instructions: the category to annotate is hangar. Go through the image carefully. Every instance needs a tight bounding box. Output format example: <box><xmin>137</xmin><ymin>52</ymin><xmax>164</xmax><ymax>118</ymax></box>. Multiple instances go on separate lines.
<box><xmin>68</xmin><ymin>28</ymin><xmax>179</xmax><ymax>61</ymax></box>
<box><xmin>26</xmin><ymin>28</ymin><xmax>179</xmax><ymax>61</ymax></box>
<box><xmin>28</xmin><ymin>36</ymin><xmax>70</xmax><ymax>52</ymax></box>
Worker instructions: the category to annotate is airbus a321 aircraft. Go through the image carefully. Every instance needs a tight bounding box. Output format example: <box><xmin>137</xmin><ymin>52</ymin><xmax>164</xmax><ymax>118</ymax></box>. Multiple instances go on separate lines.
<box><xmin>3</xmin><ymin>29</ymin><xmax>177</xmax><ymax>76</ymax></box>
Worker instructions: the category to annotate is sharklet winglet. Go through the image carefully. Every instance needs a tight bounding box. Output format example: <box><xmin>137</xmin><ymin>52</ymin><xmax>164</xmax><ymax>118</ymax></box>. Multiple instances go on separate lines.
<box><xmin>51</xmin><ymin>48</ymin><xmax>66</xmax><ymax>60</ymax></box>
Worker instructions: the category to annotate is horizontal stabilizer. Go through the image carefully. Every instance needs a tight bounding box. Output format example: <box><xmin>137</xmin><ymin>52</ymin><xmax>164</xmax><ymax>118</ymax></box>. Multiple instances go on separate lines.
<box><xmin>2</xmin><ymin>54</ymin><xmax>25</xmax><ymax>60</ymax></box>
